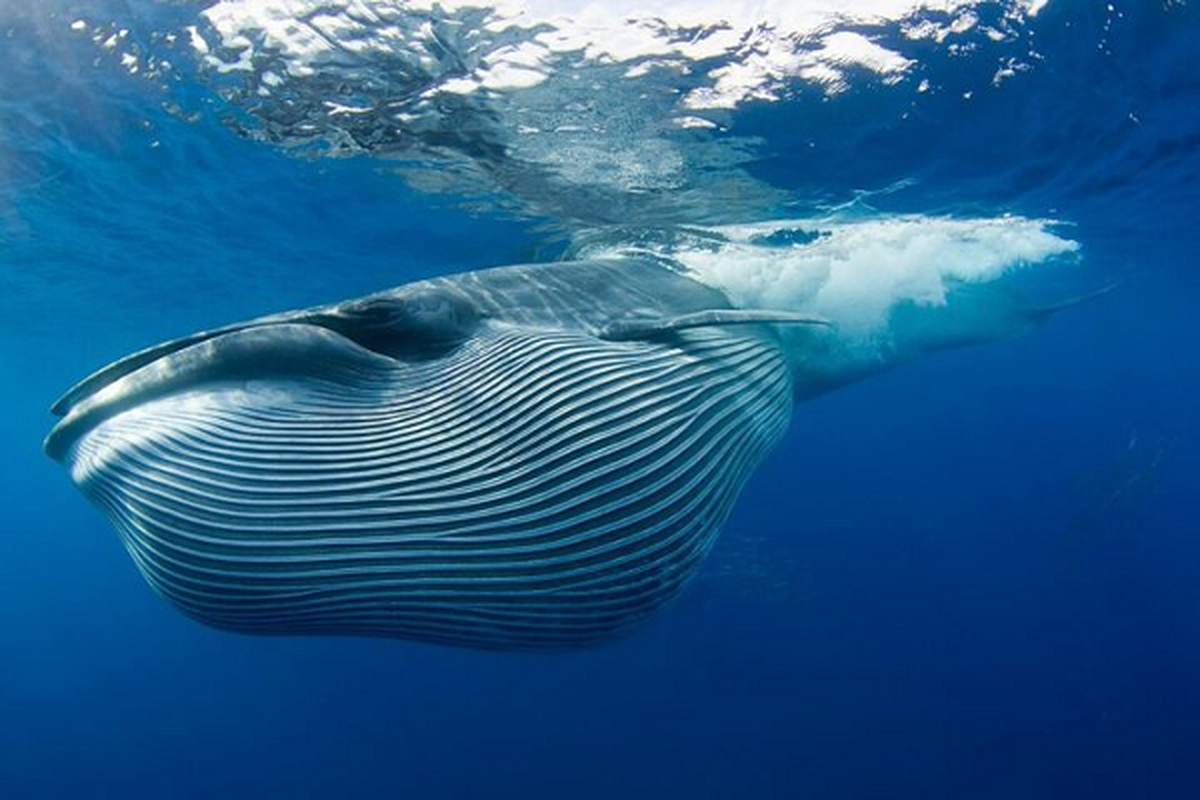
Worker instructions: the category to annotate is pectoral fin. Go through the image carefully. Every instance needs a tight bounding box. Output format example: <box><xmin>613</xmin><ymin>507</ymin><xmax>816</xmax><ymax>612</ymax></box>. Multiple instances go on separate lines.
<box><xmin>599</xmin><ymin>309</ymin><xmax>832</xmax><ymax>342</ymax></box>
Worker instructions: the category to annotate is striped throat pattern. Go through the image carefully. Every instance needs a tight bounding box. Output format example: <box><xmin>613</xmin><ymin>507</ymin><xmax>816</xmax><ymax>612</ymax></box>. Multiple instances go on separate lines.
<box><xmin>61</xmin><ymin>321</ymin><xmax>792</xmax><ymax>649</ymax></box>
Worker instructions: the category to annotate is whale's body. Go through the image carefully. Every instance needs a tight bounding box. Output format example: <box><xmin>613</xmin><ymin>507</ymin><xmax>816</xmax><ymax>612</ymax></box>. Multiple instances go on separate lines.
<box><xmin>47</xmin><ymin>259</ymin><xmax>805</xmax><ymax>649</ymax></box>
<box><xmin>46</xmin><ymin>256</ymin><xmax>1079</xmax><ymax>649</ymax></box>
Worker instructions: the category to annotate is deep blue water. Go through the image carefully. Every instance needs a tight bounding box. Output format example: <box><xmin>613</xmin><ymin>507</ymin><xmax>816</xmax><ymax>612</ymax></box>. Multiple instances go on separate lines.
<box><xmin>2</xmin><ymin>1</ymin><xmax>1199</xmax><ymax>797</ymax></box>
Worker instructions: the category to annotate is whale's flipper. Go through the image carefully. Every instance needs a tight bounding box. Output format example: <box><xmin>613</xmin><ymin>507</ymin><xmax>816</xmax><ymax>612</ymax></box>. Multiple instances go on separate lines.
<box><xmin>599</xmin><ymin>309</ymin><xmax>832</xmax><ymax>342</ymax></box>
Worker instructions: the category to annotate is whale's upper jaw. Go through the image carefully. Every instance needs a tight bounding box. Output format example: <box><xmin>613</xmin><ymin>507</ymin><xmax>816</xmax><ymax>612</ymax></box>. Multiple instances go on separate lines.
<box><xmin>44</xmin><ymin>285</ymin><xmax>487</xmax><ymax>462</ymax></box>
<box><xmin>46</xmin><ymin>257</ymin><xmax>704</xmax><ymax>422</ymax></box>
<box><xmin>43</xmin><ymin>320</ymin><xmax>386</xmax><ymax>462</ymax></box>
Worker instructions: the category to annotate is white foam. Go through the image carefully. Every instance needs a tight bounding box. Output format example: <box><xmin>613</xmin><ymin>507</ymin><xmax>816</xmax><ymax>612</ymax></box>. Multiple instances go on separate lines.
<box><xmin>580</xmin><ymin>215</ymin><xmax>1080</xmax><ymax>336</ymax></box>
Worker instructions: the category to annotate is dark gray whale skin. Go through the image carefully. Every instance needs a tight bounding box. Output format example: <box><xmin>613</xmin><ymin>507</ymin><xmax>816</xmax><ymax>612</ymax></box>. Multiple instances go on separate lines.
<box><xmin>46</xmin><ymin>258</ymin><xmax>807</xmax><ymax>649</ymax></box>
<box><xmin>45</xmin><ymin>256</ymin><xmax>1082</xmax><ymax>649</ymax></box>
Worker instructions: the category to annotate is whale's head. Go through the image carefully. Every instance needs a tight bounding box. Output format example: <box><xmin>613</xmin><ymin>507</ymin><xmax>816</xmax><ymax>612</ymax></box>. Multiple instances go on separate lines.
<box><xmin>45</xmin><ymin>284</ymin><xmax>482</xmax><ymax>462</ymax></box>
<box><xmin>46</xmin><ymin>263</ymin><xmax>793</xmax><ymax>649</ymax></box>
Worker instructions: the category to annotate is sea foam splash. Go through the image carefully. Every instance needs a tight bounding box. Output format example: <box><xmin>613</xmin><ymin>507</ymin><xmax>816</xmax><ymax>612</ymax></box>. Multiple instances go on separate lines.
<box><xmin>574</xmin><ymin>215</ymin><xmax>1080</xmax><ymax>337</ymax></box>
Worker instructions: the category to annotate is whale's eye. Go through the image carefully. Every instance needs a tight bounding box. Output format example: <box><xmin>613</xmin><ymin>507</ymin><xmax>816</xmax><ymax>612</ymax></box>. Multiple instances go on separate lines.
<box><xmin>316</xmin><ymin>288</ymin><xmax>479</xmax><ymax>360</ymax></box>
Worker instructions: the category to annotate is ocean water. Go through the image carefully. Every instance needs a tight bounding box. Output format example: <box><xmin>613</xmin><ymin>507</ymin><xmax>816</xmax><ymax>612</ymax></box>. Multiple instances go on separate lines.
<box><xmin>2</xmin><ymin>1</ymin><xmax>1199</xmax><ymax>797</ymax></box>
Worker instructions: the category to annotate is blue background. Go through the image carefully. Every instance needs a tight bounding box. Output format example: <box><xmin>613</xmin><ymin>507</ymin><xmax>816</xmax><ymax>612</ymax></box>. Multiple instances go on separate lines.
<box><xmin>2</xmin><ymin>1</ymin><xmax>1198</xmax><ymax>797</ymax></box>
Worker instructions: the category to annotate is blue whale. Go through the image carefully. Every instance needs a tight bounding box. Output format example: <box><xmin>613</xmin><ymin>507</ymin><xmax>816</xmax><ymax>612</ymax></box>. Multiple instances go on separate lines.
<box><xmin>45</xmin><ymin>257</ymin><xmax>1078</xmax><ymax>649</ymax></box>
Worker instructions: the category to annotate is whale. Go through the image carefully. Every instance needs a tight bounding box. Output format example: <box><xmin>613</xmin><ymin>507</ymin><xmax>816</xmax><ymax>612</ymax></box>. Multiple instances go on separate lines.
<box><xmin>45</xmin><ymin>257</ymin><xmax>1081</xmax><ymax>649</ymax></box>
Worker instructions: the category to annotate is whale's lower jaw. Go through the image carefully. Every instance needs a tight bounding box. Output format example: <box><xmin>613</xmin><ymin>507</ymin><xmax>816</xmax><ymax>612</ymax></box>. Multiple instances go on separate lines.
<box><xmin>63</xmin><ymin>325</ymin><xmax>791</xmax><ymax>650</ymax></box>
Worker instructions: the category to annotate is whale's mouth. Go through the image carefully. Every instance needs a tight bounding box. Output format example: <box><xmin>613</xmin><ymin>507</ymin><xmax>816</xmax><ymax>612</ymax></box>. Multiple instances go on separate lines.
<box><xmin>44</xmin><ymin>287</ymin><xmax>485</xmax><ymax>462</ymax></box>
<box><xmin>43</xmin><ymin>320</ymin><xmax>399</xmax><ymax>462</ymax></box>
